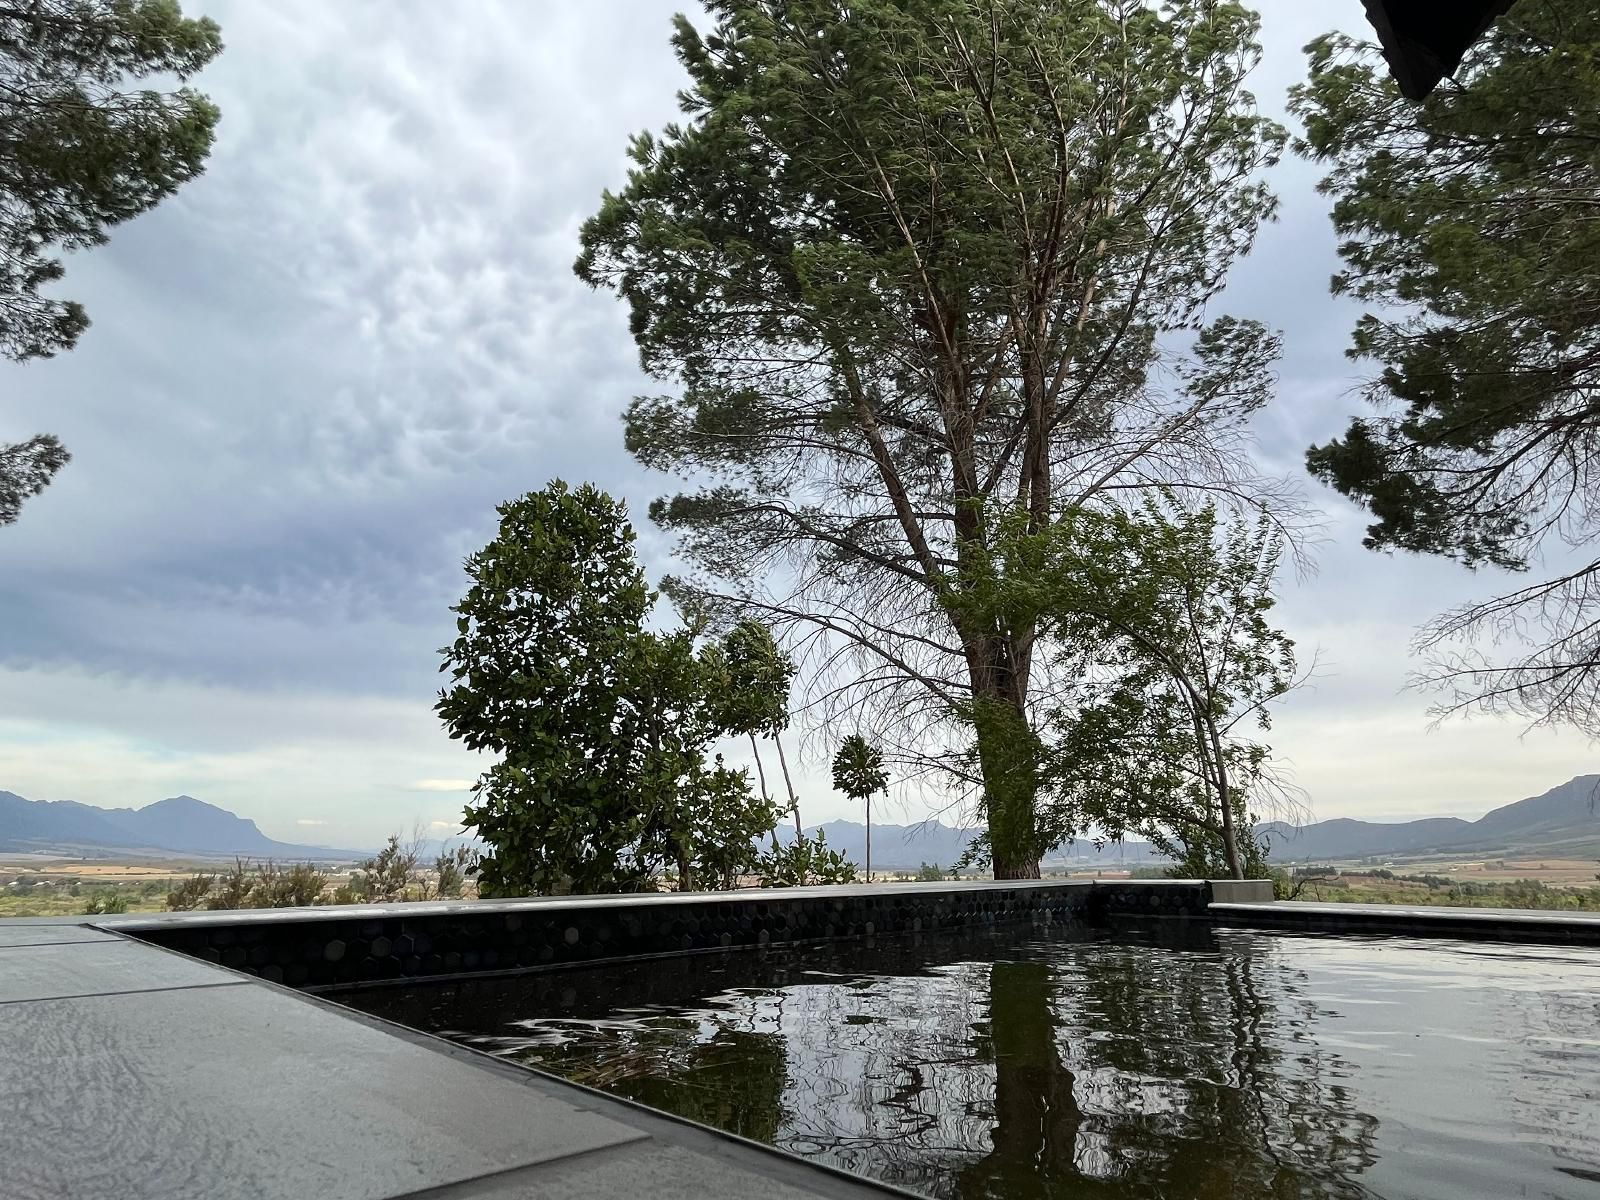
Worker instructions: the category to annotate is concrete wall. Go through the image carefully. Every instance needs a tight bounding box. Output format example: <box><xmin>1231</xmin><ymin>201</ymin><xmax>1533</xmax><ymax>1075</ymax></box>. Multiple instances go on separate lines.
<box><xmin>119</xmin><ymin>878</ymin><xmax>1270</xmax><ymax>991</ymax></box>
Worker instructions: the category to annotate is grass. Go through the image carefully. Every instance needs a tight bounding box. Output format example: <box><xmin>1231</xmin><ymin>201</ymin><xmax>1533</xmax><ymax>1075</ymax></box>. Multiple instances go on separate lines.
<box><xmin>1288</xmin><ymin>871</ymin><xmax>1600</xmax><ymax>912</ymax></box>
<box><xmin>0</xmin><ymin>885</ymin><xmax>170</xmax><ymax>918</ymax></box>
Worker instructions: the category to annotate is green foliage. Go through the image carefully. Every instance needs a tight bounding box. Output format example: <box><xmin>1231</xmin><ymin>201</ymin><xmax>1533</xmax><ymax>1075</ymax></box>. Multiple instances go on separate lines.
<box><xmin>81</xmin><ymin>890</ymin><xmax>127</xmax><ymax>915</ymax></box>
<box><xmin>166</xmin><ymin>859</ymin><xmax>329</xmax><ymax>911</ymax></box>
<box><xmin>165</xmin><ymin>872</ymin><xmax>215</xmax><ymax>912</ymax></box>
<box><xmin>754</xmin><ymin>830</ymin><xmax>858</xmax><ymax>888</ymax></box>
<box><xmin>831</xmin><ymin>735</ymin><xmax>888</xmax><ymax>802</ymax></box>
<box><xmin>439</xmin><ymin>481</ymin><xmax>788</xmax><ymax>895</ymax></box>
<box><xmin>0</xmin><ymin>434</ymin><xmax>70</xmax><ymax>528</ymax></box>
<box><xmin>246</xmin><ymin>860</ymin><xmax>328</xmax><ymax>908</ymax></box>
<box><xmin>207</xmin><ymin>857</ymin><xmax>253</xmax><ymax>910</ymax></box>
<box><xmin>711</xmin><ymin>620</ymin><xmax>793</xmax><ymax>740</ymax></box>
<box><xmin>1289</xmin><ymin>1</ymin><xmax>1600</xmax><ymax>729</ymax></box>
<box><xmin>578</xmin><ymin>0</ymin><xmax>1290</xmax><ymax>877</ymax></box>
<box><xmin>954</xmin><ymin>496</ymin><xmax>1295</xmax><ymax>879</ymax></box>
<box><xmin>914</xmin><ymin>862</ymin><xmax>943</xmax><ymax>883</ymax></box>
<box><xmin>433</xmin><ymin>844</ymin><xmax>476</xmax><ymax>899</ymax></box>
<box><xmin>348</xmin><ymin>836</ymin><xmax>417</xmax><ymax>903</ymax></box>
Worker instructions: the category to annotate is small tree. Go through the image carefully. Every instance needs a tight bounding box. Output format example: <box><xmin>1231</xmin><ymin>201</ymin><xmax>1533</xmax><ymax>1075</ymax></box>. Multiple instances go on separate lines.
<box><xmin>166</xmin><ymin>872</ymin><xmax>216</xmax><ymax>912</ymax></box>
<box><xmin>82</xmin><ymin>890</ymin><xmax>127</xmax><ymax>915</ymax></box>
<box><xmin>967</xmin><ymin>498</ymin><xmax>1298</xmax><ymax>879</ymax></box>
<box><xmin>206</xmin><ymin>858</ymin><xmax>253</xmax><ymax>910</ymax></box>
<box><xmin>439</xmin><ymin>481</ymin><xmax>788</xmax><ymax>895</ymax></box>
<box><xmin>432</xmin><ymin>845</ymin><xmax>477</xmax><ymax>900</ymax></box>
<box><xmin>715</xmin><ymin>620</ymin><xmax>803</xmax><ymax>835</ymax></box>
<box><xmin>248</xmin><ymin>861</ymin><xmax>328</xmax><ymax>908</ymax></box>
<box><xmin>348</xmin><ymin>836</ymin><xmax>419</xmax><ymax>903</ymax></box>
<box><xmin>668</xmin><ymin>759</ymin><xmax>780</xmax><ymax>890</ymax></box>
<box><xmin>832</xmin><ymin>734</ymin><xmax>888</xmax><ymax>882</ymax></box>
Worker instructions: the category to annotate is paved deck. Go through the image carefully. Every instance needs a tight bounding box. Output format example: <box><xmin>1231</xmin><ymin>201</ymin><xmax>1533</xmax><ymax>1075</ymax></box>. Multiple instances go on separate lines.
<box><xmin>0</xmin><ymin>918</ymin><xmax>914</xmax><ymax>1200</ymax></box>
<box><xmin>1210</xmin><ymin>899</ymin><xmax>1600</xmax><ymax>945</ymax></box>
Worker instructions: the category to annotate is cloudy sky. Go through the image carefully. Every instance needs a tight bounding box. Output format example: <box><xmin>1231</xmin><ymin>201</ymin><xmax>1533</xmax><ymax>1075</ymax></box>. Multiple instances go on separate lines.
<box><xmin>1</xmin><ymin>2</ymin><xmax>1592</xmax><ymax>850</ymax></box>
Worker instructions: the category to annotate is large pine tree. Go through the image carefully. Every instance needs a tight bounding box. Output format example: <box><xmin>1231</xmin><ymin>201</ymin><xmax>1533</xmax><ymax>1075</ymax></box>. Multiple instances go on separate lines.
<box><xmin>579</xmin><ymin>0</ymin><xmax>1292</xmax><ymax>876</ymax></box>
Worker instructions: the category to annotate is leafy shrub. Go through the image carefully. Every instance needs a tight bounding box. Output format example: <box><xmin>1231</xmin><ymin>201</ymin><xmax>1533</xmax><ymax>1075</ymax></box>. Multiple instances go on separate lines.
<box><xmin>166</xmin><ymin>873</ymin><xmax>217</xmax><ymax>911</ymax></box>
<box><xmin>755</xmin><ymin>832</ymin><xmax>857</xmax><ymax>887</ymax></box>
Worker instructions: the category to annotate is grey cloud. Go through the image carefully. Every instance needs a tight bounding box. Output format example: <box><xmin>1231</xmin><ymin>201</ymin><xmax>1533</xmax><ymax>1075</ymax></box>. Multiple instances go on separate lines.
<box><xmin>0</xmin><ymin>0</ymin><xmax>1592</xmax><ymax>840</ymax></box>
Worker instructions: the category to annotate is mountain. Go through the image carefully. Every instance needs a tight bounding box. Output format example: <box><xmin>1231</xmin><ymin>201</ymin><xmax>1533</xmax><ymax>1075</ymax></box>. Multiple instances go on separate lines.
<box><xmin>0</xmin><ymin>791</ymin><xmax>363</xmax><ymax>860</ymax></box>
<box><xmin>1264</xmin><ymin>775</ymin><xmax>1600</xmax><ymax>862</ymax></box>
<box><xmin>776</xmin><ymin>820</ymin><xmax>979</xmax><ymax>869</ymax></box>
<box><xmin>776</xmin><ymin>820</ymin><xmax>1164</xmax><ymax>869</ymax></box>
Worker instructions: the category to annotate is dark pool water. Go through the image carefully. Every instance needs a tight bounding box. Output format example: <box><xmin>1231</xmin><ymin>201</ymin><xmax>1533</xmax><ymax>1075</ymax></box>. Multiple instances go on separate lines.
<box><xmin>341</xmin><ymin>923</ymin><xmax>1600</xmax><ymax>1199</ymax></box>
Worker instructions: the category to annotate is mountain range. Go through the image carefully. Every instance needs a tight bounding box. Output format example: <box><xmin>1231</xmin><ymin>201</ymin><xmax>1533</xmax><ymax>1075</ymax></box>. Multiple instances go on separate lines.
<box><xmin>1263</xmin><ymin>775</ymin><xmax>1600</xmax><ymax>862</ymax></box>
<box><xmin>0</xmin><ymin>791</ymin><xmax>362</xmax><ymax>860</ymax></box>
<box><xmin>5</xmin><ymin>774</ymin><xmax>1597</xmax><ymax>867</ymax></box>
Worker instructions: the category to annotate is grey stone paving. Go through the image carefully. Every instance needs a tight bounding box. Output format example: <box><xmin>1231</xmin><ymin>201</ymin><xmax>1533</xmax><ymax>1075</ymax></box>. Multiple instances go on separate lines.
<box><xmin>0</xmin><ymin>922</ymin><xmax>119</xmax><ymax>947</ymax></box>
<box><xmin>0</xmin><ymin>922</ymin><xmax>911</xmax><ymax>1200</ymax></box>
<box><xmin>0</xmin><ymin>937</ymin><xmax>243</xmax><ymax>1003</ymax></box>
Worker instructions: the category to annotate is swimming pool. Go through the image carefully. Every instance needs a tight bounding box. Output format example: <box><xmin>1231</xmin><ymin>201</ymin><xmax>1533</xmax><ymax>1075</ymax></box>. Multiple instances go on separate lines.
<box><xmin>340</xmin><ymin>922</ymin><xmax>1600</xmax><ymax>1199</ymax></box>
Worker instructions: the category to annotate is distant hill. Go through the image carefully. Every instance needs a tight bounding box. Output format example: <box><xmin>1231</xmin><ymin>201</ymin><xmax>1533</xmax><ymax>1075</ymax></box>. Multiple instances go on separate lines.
<box><xmin>1265</xmin><ymin>775</ymin><xmax>1600</xmax><ymax>862</ymax></box>
<box><xmin>0</xmin><ymin>791</ymin><xmax>363</xmax><ymax>860</ymax></box>
<box><xmin>775</xmin><ymin>819</ymin><xmax>978</xmax><ymax>869</ymax></box>
<box><xmin>775</xmin><ymin>820</ymin><xmax>1165</xmax><ymax>869</ymax></box>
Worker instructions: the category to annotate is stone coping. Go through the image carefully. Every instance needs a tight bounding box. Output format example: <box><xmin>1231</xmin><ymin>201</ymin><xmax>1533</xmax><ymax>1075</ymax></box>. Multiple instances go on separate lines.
<box><xmin>110</xmin><ymin>878</ymin><xmax>1231</xmax><ymax>991</ymax></box>
<box><xmin>1210</xmin><ymin>899</ymin><xmax>1600</xmax><ymax>945</ymax></box>
<box><xmin>100</xmin><ymin>876</ymin><xmax>1130</xmax><ymax>933</ymax></box>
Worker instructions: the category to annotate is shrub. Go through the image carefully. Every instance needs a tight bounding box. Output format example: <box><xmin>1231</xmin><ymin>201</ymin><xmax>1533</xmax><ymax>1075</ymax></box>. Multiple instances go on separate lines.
<box><xmin>755</xmin><ymin>832</ymin><xmax>857</xmax><ymax>888</ymax></box>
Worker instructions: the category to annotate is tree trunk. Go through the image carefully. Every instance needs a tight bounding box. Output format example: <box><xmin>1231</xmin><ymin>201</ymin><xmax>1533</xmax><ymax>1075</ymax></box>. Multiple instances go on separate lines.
<box><xmin>748</xmin><ymin>733</ymin><xmax>771</xmax><ymax>803</ymax></box>
<box><xmin>676</xmin><ymin>844</ymin><xmax>695</xmax><ymax>893</ymax></box>
<box><xmin>1205</xmin><ymin>715</ymin><xmax>1245</xmax><ymax>881</ymax></box>
<box><xmin>773</xmin><ymin>733</ymin><xmax>803</xmax><ymax>838</ymax></box>
<box><xmin>865</xmin><ymin>792</ymin><xmax>872</xmax><ymax>883</ymax></box>
<box><xmin>971</xmin><ymin>669</ymin><xmax>1042</xmax><ymax>880</ymax></box>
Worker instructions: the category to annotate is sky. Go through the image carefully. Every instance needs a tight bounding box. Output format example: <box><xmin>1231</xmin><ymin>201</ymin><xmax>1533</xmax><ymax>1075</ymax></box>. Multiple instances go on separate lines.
<box><xmin>1</xmin><ymin>2</ymin><xmax>1593</xmax><ymax>850</ymax></box>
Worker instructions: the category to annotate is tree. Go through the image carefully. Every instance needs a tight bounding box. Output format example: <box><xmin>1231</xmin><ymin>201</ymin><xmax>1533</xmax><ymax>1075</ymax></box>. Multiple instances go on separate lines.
<box><xmin>832</xmin><ymin>733</ymin><xmax>888</xmax><ymax>882</ymax></box>
<box><xmin>432</xmin><ymin>844</ymin><xmax>476</xmax><ymax>900</ymax></box>
<box><xmin>0</xmin><ymin>433</ymin><xmax>68</xmax><ymax>526</ymax></box>
<box><xmin>348</xmin><ymin>835</ymin><xmax>419</xmax><ymax>903</ymax></box>
<box><xmin>668</xmin><ymin>757</ymin><xmax>781</xmax><ymax>890</ymax></box>
<box><xmin>578</xmin><ymin>0</ymin><xmax>1294</xmax><ymax>878</ymax></box>
<box><xmin>437</xmin><ymin>481</ymin><xmax>783</xmax><ymax>896</ymax></box>
<box><xmin>713</xmin><ymin>619</ymin><xmax>804</xmax><ymax>835</ymax></box>
<box><xmin>1290</xmin><ymin>1</ymin><xmax>1600</xmax><ymax>733</ymax></box>
<box><xmin>2</xmin><ymin>0</ymin><xmax>222</xmax><ymax>522</ymax></box>
<box><xmin>958</xmin><ymin>498</ymin><xmax>1297</xmax><ymax>878</ymax></box>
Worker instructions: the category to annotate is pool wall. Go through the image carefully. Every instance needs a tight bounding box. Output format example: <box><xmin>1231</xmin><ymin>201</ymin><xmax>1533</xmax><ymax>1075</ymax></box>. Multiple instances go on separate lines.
<box><xmin>115</xmin><ymin>878</ymin><xmax>1271</xmax><ymax>991</ymax></box>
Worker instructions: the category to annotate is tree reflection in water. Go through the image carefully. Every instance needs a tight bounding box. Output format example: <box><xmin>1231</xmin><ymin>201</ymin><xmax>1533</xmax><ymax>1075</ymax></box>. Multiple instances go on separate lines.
<box><xmin>338</xmin><ymin>926</ymin><xmax>1600</xmax><ymax>1200</ymax></box>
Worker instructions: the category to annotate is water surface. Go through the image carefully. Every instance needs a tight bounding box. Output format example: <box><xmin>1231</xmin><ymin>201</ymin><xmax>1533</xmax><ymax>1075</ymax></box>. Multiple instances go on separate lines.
<box><xmin>342</xmin><ymin>923</ymin><xmax>1600</xmax><ymax>1199</ymax></box>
